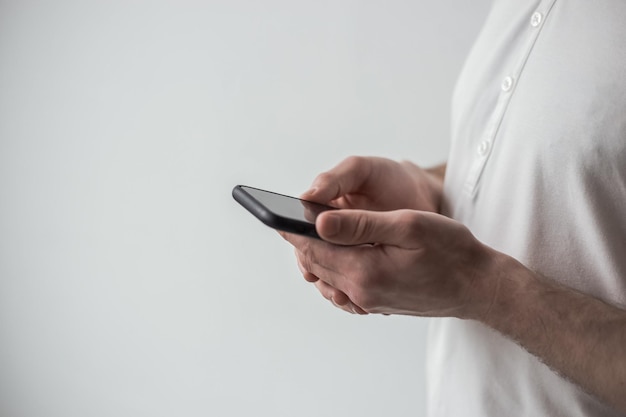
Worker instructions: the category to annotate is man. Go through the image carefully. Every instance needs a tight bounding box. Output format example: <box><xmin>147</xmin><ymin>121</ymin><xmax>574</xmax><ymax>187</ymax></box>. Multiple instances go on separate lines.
<box><xmin>281</xmin><ymin>1</ymin><xmax>626</xmax><ymax>416</ymax></box>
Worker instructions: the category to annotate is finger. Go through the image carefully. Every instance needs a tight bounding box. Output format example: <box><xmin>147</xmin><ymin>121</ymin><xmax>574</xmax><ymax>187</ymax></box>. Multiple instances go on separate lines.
<box><xmin>295</xmin><ymin>245</ymin><xmax>345</xmax><ymax>287</ymax></box>
<box><xmin>296</xmin><ymin>253</ymin><xmax>319</xmax><ymax>282</ymax></box>
<box><xmin>316</xmin><ymin>280</ymin><xmax>349</xmax><ymax>305</ymax></box>
<box><xmin>316</xmin><ymin>209</ymin><xmax>427</xmax><ymax>248</ymax></box>
<box><xmin>284</xmin><ymin>232</ymin><xmax>369</xmax><ymax>315</ymax></box>
<box><xmin>282</xmin><ymin>232</ymin><xmax>325</xmax><ymax>282</ymax></box>
<box><xmin>279</xmin><ymin>230</ymin><xmax>311</xmax><ymax>248</ymax></box>
<box><xmin>300</xmin><ymin>156</ymin><xmax>372</xmax><ymax>204</ymax></box>
<box><xmin>286</xmin><ymin>232</ymin><xmax>345</xmax><ymax>273</ymax></box>
<box><xmin>303</xmin><ymin>271</ymin><xmax>319</xmax><ymax>283</ymax></box>
<box><xmin>283</xmin><ymin>229</ymin><xmax>364</xmax><ymax>296</ymax></box>
<box><xmin>315</xmin><ymin>280</ymin><xmax>368</xmax><ymax>315</ymax></box>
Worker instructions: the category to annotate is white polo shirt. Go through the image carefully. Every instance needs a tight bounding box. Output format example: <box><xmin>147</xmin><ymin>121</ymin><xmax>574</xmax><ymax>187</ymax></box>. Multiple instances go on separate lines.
<box><xmin>427</xmin><ymin>1</ymin><xmax>626</xmax><ymax>416</ymax></box>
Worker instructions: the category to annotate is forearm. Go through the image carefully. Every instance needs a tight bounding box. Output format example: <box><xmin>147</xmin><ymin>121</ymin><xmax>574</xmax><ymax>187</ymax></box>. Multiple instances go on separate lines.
<box><xmin>479</xmin><ymin>253</ymin><xmax>626</xmax><ymax>413</ymax></box>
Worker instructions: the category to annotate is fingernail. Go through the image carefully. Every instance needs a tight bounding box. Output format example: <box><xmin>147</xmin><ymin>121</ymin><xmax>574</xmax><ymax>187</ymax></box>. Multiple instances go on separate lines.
<box><xmin>322</xmin><ymin>213</ymin><xmax>341</xmax><ymax>237</ymax></box>
<box><xmin>302</xmin><ymin>188</ymin><xmax>317</xmax><ymax>198</ymax></box>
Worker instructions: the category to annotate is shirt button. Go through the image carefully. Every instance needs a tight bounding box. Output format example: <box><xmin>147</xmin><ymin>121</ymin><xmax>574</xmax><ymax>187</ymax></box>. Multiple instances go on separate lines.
<box><xmin>531</xmin><ymin>12</ymin><xmax>543</xmax><ymax>27</ymax></box>
<box><xmin>478</xmin><ymin>140</ymin><xmax>491</xmax><ymax>156</ymax></box>
<box><xmin>501</xmin><ymin>76</ymin><xmax>514</xmax><ymax>92</ymax></box>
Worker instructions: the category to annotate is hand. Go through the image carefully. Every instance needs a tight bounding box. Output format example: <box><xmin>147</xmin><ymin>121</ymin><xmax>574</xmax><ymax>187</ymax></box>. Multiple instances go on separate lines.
<box><xmin>300</xmin><ymin>156</ymin><xmax>444</xmax><ymax>213</ymax></box>
<box><xmin>291</xmin><ymin>156</ymin><xmax>447</xmax><ymax>313</ymax></box>
<box><xmin>283</xmin><ymin>208</ymin><xmax>497</xmax><ymax>318</ymax></box>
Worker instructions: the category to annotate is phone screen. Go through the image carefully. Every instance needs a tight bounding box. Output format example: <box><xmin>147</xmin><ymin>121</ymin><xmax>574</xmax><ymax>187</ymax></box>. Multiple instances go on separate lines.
<box><xmin>240</xmin><ymin>186</ymin><xmax>334</xmax><ymax>224</ymax></box>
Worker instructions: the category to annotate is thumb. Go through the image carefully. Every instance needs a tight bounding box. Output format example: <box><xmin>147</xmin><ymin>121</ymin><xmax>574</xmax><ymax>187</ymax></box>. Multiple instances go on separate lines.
<box><xmin>316</xmin><ymin>209</ymin><xmax>423</xmax><ymax>247</ymax></box>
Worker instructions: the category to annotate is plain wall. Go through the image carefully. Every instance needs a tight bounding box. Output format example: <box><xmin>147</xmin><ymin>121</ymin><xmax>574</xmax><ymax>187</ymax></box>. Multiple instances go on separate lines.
<box><xmin>0</xmin><ymin>1</ymin><xmax>490</xmax><ymax>416</ymax></box>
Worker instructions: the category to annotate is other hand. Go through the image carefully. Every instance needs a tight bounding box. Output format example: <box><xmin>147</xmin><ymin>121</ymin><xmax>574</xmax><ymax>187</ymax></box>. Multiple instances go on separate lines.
<box><xmin>300</xmin><ymin>156</ymin><xmax>444</xmax><ymax>213</ymax></box>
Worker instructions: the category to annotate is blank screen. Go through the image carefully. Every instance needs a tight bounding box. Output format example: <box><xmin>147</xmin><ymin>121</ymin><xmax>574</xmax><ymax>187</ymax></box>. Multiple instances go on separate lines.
<box><xmin>241</xmin><ymin>186</ymin><xmax>334</xmax><ymax>223</ymax></box>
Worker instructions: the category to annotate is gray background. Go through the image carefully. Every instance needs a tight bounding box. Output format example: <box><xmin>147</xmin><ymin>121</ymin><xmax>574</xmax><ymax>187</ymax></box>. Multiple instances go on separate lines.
<box><xmin>0</xmin><ymin>1</ymin><xmax>490</xmax><ymax>416</ymax></box>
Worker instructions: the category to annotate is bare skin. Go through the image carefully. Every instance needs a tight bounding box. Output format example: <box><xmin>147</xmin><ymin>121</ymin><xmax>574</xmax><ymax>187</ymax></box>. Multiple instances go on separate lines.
<box><xmin>281</xmin><ymin>155</ymin><xmax>626</xmax><ymax>414</ymax></box>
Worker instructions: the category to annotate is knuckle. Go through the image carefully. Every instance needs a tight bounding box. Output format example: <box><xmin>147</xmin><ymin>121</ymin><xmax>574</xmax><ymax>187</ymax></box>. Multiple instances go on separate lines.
<box><xmin>353</xmin><ymin>215</ymin><xmax>373</xmax><ymax>242</ymax></box>
<box><xmin>312</xmin><ymin>172</ymin><xmax>341</xmax><ymax>201</ymax></box>
<box><xmin>313</xmin><ymin>171</ymin><xmax>335</xmax><ymax>188</ymax></box>
<box><xmin>396</xmin><ymin>210</ymin><xmax>423</xmax><ymax>240</ymax></box>
<box><xmin>343</xmin><ymin>155</ymin><xmax>366</xmax><ymax>169</ymax></box>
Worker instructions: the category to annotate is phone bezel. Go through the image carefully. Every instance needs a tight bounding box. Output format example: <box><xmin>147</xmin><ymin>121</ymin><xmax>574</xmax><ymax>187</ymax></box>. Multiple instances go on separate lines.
<box><xmin>232</xmin><ymin>185</ymin><xmax>336</xmax><ymax>239</ymax></box>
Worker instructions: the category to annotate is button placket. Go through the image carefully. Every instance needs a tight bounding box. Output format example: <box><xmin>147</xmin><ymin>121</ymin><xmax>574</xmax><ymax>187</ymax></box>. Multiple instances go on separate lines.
<box><xmin>478</xmin><ymin>140</ymin><xmax>491</xmax><ymax>156</ymax></box>
<box><xmin>463</xmin><ymin>0</ymin><xmax>558</xmax><ymax>197</ymax></box>
<box><xmin>501</xmin><ymin>76</ymin><xmax>514</xmax><ymax>92</ymax></box>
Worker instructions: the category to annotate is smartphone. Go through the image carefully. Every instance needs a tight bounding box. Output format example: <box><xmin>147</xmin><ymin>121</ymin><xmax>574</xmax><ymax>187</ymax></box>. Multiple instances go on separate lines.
<box><xmin>232</xmin><ymin>185</ymin><xmax>337</xmax><ymax>239</ymax></box>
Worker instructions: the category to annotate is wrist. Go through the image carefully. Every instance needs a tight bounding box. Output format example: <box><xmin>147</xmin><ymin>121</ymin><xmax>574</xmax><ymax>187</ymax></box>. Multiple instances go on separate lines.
<box><xmin>399</xmin><ymin>160</ymin><xmax>446</xmax><ymax>213</ymax></box>
<box><xmin>468</xmin><ymin>249</ymin><xmax>553</xmax><ymax>346</ymax></box>
<box><xmin>424</xmin><ymin>163</ymin><xmax>446</xmax><ymax>214</ymax></box>
<box><xmin>462</xmin><ymin>246</ymin><xmax>529</xmax><ymax>323</ymax></box>
<box><xmin>425</xmin><ymin>163</ymin><xmax>447</xmax><ymax>183</ymax></box>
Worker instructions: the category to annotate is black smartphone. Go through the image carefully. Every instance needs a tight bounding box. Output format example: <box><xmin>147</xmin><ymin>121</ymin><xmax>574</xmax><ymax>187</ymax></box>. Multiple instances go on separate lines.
<box><xmin>232</xmin><ymin>185</ymin><xmax>337</xmax><ymax>239</ymax></box>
